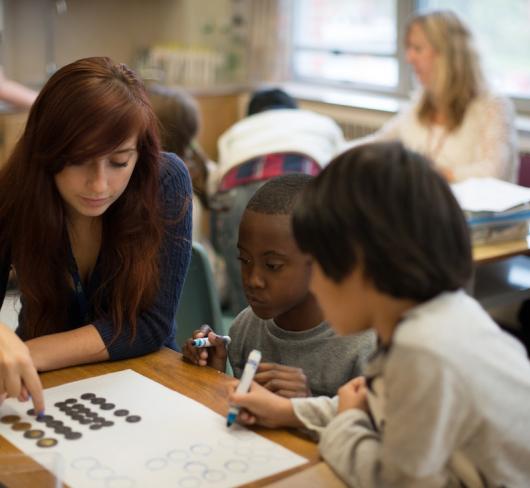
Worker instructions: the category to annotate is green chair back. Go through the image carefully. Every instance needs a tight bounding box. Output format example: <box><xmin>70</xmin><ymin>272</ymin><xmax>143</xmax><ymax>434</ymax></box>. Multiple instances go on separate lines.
<box><xmin>175</xmin><ymin>241</ymin><xmax>226</xmax><ymax>350</ymax></box>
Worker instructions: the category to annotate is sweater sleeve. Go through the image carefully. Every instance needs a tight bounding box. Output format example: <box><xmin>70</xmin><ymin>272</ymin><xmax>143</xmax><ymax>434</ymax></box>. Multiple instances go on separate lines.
<box><xmin>94</xmin><ymin>153</ymin><xmax>193</xmax><ymax>360</ymax></box>
<box><xmin>451</xmin><ymin>95</ymin><xmax>518</xmax><ymax>182</ymax></box>
<box><xmin>313</xmin><ymin>348</ymin><xmax>473</xmax><ymax>488</ymax></box>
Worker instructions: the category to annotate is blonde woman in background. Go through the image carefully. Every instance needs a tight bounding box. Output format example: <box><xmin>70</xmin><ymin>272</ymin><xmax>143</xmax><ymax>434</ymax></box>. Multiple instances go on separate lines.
<box><xmin>350</xmin><ymin>9</ymin><xmax>518</xmax><ymax>182</ymax></box>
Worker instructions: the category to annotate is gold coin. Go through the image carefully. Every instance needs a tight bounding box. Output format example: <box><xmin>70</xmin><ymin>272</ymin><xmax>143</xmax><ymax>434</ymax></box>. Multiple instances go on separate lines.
<box><xmin>24</xmin><ymin>429</ymin><xmax>45</xmax><ymax>439</ymax></box>
<box><xmin>0</xmin><ymin>415</ymin><xmax>21</xmax><ymax>424</ymax></box>
<box><xmin>12</xmin><ymin>422</ymin><xmax>32</xmax><ymax>431</ymax></box>
<box><xmin>36</xmin><ymin>438</ymin><xmax>58</xmax><ymax>448</ymax></box>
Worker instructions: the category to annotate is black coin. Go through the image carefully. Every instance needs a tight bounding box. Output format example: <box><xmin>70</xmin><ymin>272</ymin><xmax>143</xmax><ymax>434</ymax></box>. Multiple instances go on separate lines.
<box><xmin>90</xmin><ymin>397</ymin><xmax>106</xmax><ymax>405</ymax></box>
<box><xmin>114</xmin><ymin>409</ymin><xmax>129</xmax><ymax>417</ymax></box>
<box><xmin>70</xmin><ymin>404</ymin><xmax>84</xmax><ymax>411</ymax></box>
<box><xmin>54</xmin><ymin>426</ymin><xmax>69</xmax><ymax>434</ymax></box>
<box><xmin>64</xmin><ymin>398</ymin><xmax>77</xmax><ymax>404</ymax></box>
<box><xmin>79</xmin><ymin>418</ymin><xmax>92</xmax><ymax>425</ymax></box>
<box><xmin>64</xmin><ymin>431</ymin><xmax>82</xmax><ymax>440</ymax></box>
<box><xmin>47</xmin><ymin>420</ymin><xmax>63</xmax><ymax>428</ymax></box>
<box><xmin>85</xmin><ymin>412</ymin><xmax>98</xmax><ymax>418</ymax></box>
<box><xmin>36</xmin><ymin>415</ymin><xmax>53</xmax><ymax>423</ymax></box>
<box><xmin>90</xmin><ymin>423</ymin><xmax>103</xmax><ymax>430</ymax></box>
<box><xmin>94</xmin><ymin>417</ymin><xmax>107</xmax><ymax>423</ymax></box>
<box><xmin>27</xmin><ymin>408</ymin><xmax>36</xmax><ymax>416</ymax></box>
<box><xmin>102</xmin><ymin>420</ymin><xmax>114</xmax><ymax>427</ymax></box>
<box><xmin>126</xmin><ymin>415</ymin><xmax>141</xmax><ymax>423</ymax></box>
<box><xmin>54</xmin><ymin>402</ymin><xmax>66</xmax><ymax>408</ymax></box>
<box><xmin>37</xmin><ymin>438</ymin><xmax>58</xmax><ymax>448</ymax></box>
<box><xmin>100</xmin><ymin>403</ymin><xmax>115</xmax><ymax>410</ymax></box>
<box><xmin>71</xmin><ymin>414</ymin><xmax>84</xmax><ymax>421</ymax></box>
<box><xmin>81</xmin><ymin>393</ymin><xmax>96</xmax><ymax>400</ymax></box>
<box><xmin>24</xmin><ymin>429</ymin><xmax>44</xmax><ymax>439</ymax></box>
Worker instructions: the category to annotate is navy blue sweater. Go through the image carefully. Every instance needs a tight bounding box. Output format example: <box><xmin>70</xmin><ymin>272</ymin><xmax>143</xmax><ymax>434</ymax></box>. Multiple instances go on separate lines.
<box><xmin>0</xmin><ymin>153</ymin><xmax>192</xmax><ymax>360</ymax></box>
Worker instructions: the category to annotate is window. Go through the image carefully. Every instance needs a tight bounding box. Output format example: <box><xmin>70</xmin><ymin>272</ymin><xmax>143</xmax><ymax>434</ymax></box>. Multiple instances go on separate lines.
<box><xmin>290</xmin><ymin>0</ymin><xmax>530</xmax><ymax>111</ymax></box>
<box><xmin>291</xmin><ymin>0</ymin><xmax>403</xmax><ymax>92</ymax></box>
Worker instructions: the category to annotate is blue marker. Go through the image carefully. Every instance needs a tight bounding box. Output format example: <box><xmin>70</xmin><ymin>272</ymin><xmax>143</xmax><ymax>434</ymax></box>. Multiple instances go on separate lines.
<box><xmin>226</xmin><ymin>349</ymin><xmax>262</xmax><ymax>427</ymax></box>
<box><xmin>192</xmin><ymin>335</ymin><xmax>231</xmax><ymax>348</ymax></box>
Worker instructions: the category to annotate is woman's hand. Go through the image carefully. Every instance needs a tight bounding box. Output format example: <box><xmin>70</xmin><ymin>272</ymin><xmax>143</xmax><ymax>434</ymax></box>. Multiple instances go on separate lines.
<box><xmin>337</xmin><ymin>376</ymin><xmax>368</xmax><ymax>414</ymax></box>
<box><xmin>254</xmin><ymin>363</ymin><xmax>311</xmax><ymax>398</ymax></box>
<box><xmin>181</xmin><ymin>324</ymin><xmax>228</xmax><ymax>372</ymax></box>
<box><xmin>227</xmin><ymin>380</ymin><xmax>302</xmax><ymax>429</ymax></box>
<box><xmin>0</xmin><ymin>323</ymin><xmax>45</xmax><ymax>413</ymax></box>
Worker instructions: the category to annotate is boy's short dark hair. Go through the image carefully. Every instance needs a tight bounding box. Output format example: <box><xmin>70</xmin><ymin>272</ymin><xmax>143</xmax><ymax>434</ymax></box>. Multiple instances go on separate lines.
<box><xmin>247</xmin><ymin>88</ymin><xmax>298</xmax><ymax>116</ymax></box>
<box><xmin>292</xmin><ymin>141</ymin><xmax>472</xmax><ymax>302</ymax></box>
<box><xmin>246</xmin><ymin>174</ymin><xmax>313</xmax><ymax>215</ymax></box>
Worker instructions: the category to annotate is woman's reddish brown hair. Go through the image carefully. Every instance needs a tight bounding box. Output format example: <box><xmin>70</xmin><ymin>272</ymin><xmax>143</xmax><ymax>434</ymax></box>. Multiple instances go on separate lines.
<box><xmin>0</xmin><ymin>57</ymin><xmax>164</xmax><ymax>342</ymax></box>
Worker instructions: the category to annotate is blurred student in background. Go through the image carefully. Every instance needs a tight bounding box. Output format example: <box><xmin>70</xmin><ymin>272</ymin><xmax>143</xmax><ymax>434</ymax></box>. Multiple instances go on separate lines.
<box><xmin>350</xmin><ymin>9</ymin><xmax>518</xmax><ymax>183</ymax></box>
<box><xmin>0</xmin><ymin>67</ymin><xmax>38</xmax><ymax>108</ymax></box>
<box><xmin>148</xmin><ymin>85</ymin><xmax>226</xmax><ymax>300</ymax></box>
<box><xmin>212</xmin><ymin>88</ymin><xmax>345</xmax><ymax>315</ymax></box>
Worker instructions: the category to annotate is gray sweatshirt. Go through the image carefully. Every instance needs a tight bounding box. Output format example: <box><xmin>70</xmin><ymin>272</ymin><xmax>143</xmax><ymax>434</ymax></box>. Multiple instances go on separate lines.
<box><xmin>293</xmin><ymin>291</ymin><xmax>530</xmax><ymax>487</ymax></box>
<box><xmin>228</xmin><ymin>307</ymin><xmax>376</xmax><ymax>397</ymax></box>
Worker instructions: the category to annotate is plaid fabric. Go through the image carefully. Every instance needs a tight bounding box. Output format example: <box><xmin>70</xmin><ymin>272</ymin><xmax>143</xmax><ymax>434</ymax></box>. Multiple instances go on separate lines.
<box><xmin>218</xmin><ymin>152</ymin><xmax>321</xmax><ymax>192</ymax></box>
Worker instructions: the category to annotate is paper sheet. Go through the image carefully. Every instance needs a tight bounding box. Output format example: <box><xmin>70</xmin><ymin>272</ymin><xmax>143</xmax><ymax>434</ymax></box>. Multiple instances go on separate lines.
<box><xmin>0</xmin><ymin>370</ymin><xmax>307</xmax><ymax>488</ymax></box>
<box><xmin>451</xmin><ymin>177</ymin><xmax>530</xmax><ymax>213</ymax></box>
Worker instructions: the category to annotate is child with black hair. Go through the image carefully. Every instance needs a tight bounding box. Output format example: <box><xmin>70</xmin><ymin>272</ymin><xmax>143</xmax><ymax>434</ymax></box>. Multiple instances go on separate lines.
<box><xmin>183</xmin><ymin>174</ymin><xmax>375</xmax><ymax>398</ymax></box>
<box><xmin>227</xmin><ymin>142</ymin><xmax>530</xmax><ymax>487</ymax></box>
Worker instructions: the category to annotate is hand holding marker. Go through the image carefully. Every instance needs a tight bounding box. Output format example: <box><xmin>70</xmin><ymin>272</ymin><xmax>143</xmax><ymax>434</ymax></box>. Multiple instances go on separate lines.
<box><xmin>191</xmin><ymin>334</ymin><xmax>231</xmax><ymax>348</ymax></box>
<box><xmin>226</xmin><ymin>349</ymin><xmax>262</xmax><ymax>427</ymax></box>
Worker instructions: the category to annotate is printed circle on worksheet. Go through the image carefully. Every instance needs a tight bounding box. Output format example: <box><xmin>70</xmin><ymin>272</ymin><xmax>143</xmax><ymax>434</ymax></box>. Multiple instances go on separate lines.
<box><xmin>183</xmin><ymin>461</ymin><xmax>208</xmax><ymax>474</ymax></box>
<box><xmin>202</xmin><ymin>470</ymin><xmax>226</xmax><ymax>482</ymax></box>
<box><xmin>71</xmin><ymin>457</ymin><xmax>100</xmax><ymax>470</ymax></box>
<box><xmin>224</xmin><ymin>459</ymin><xmax>248</xmax><ymax>473</ymax></box>
<box><xmin>167</xmin><ymin>449</ymin><xmax>189</xmax><ymax>463</ymax></box>
<box><xmin>248</xmin><ymin>453</ymin><xmax>271</xmax><ymax>463</ymax></box>
<box><xmin>178</xmin><ymin>477</ymin><xmax>202</xmax><ymax>488</ymax></box>
<box><xmin>87</xmin><ymin>465</ymin><xmax>114</xmax><ymax>480</ymax></box>
<box><xmin>234</xmin><ymin>446</ymin><xmax>253</xmax><ymax>458</ymax></box>
<box><xmin>145</xmin><ymin>458</ymin><xmax>167</xmax><ymax>471</ymax></box>
<box><xmin>190</xmin><ymin>444</ymin><xmax>213</xmax><ymax>456</ymax></box>
<box><xmin>105</xmin><ymin>476</ymin><xmax>136</xmax><ymax>488</ymax></box>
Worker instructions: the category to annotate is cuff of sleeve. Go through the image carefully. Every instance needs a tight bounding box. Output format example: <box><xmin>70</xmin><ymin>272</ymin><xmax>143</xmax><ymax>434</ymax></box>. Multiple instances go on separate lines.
<box><xmin>292</xmin><ymin>396</ymin><xmax>339</xmax><ymax>436</ymax></box>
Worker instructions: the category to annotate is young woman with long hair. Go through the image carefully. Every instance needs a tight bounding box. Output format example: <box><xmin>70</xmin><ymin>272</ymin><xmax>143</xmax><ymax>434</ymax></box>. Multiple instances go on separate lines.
<box><xmin>0</xmin><ymin>57</ymin><xmax>192</xmax><ymax>412</ymax></box>
<box><xmin>351</xmin><ymin>9</ymin><xmax>518</xmax><ymax>183</ymax></box>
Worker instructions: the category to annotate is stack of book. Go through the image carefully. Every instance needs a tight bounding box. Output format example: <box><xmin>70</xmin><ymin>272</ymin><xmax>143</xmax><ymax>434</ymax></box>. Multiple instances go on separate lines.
<box><xmin>451</xmin><ymin>178</ymin><xmax>530</xmax><ymax>245</ymax></box>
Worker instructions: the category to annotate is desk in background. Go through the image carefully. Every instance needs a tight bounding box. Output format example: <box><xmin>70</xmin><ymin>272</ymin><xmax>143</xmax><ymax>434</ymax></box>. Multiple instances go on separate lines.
<box><xmin>0</xmin><ymin>349</ymin><xmax>347</xmax><ymax>487</ymax></box>
<box><xmin>473</xmin><ymin>236</ymin><xmax>530</xmax><ymax>309</ymax></box>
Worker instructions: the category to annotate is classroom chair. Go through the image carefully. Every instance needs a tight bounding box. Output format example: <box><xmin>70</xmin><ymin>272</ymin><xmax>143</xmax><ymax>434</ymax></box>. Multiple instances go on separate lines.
<box><xmin>175</xmin><ymin>242</ymin><xmax>232</xmax><ymax>374</ymax></box>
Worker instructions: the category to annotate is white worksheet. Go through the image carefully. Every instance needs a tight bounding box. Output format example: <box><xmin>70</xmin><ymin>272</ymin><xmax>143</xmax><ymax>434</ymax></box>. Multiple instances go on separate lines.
<box><xmin>0</xmin><ymin>370</ymin><xmax>308</xmax><ymax>487</ymax></box>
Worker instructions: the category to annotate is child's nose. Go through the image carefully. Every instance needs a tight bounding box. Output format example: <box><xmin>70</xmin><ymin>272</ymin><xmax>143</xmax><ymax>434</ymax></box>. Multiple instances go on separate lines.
<box><xmin>247</xmin><ymin>267</ymin><xmax>265</xmax><ymax>289</ymax></box>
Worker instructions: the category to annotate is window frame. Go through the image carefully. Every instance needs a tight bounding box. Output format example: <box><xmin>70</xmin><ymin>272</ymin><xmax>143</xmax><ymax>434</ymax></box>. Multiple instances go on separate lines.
<box><xmin>289</xmin><ymin>0</ymin><xmax>530</xmax><ymax>115</ymax></box>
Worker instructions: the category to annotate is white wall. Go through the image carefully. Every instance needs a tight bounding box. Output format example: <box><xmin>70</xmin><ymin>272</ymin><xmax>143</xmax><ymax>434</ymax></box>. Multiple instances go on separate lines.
<box><xmin>1</xmin><ymin>0</ymin><xmax>233</xmax><ymax>86</ymax></box>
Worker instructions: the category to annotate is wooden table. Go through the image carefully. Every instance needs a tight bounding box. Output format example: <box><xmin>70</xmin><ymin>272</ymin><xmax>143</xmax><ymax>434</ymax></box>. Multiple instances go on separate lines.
<box><xmin>473</xmin><ymin>235</ymin><xmax>530</xmax><ymax>264</ymax></box>
<box><xmin>0</xmin><ymin>348</ymin><xmax>329</xmax><ymax>487</ymax></box>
